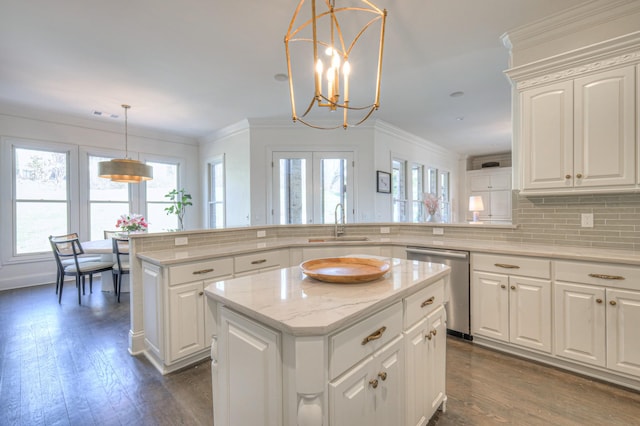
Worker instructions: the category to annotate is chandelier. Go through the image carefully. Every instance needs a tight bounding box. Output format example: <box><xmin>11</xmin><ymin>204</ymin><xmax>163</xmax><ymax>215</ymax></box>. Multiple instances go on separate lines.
<box><xmin>98</xmin><ymin>104</ymin><xmax>153</xmax><ymax>183</ymax></box>
<box><xmin>284</xmin><ymin>0</ymin><xmax>387</xmax><ymax>129</ymax></box>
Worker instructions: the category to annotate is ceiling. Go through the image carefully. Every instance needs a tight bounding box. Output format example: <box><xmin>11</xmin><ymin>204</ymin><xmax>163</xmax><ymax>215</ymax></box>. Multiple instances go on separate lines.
<box><xmin>0</xmin><ymin>0</ymin><xmax>586</xmax><ymax>156</ymax></box>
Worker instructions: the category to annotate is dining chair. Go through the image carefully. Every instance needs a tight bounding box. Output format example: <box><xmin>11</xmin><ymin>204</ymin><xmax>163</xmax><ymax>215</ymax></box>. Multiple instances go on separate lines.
<box><xmin>111</xmin><ymin>237</ymin><xmax>130</xmax><ymax>303</ymax></box>
<box><xmin>49</xmin><ymin>233</ymin><xmax>101</xmax><ymax>295</ymax></box>
<box><xmin>50</xmin><ymin>237</ymin><xmax>114</xmax><ymax>305</ymax></box>
<box><xmin>104</xmin><ymin>230</ymin><xmax>119</xmax><ymax>240</ymax></box>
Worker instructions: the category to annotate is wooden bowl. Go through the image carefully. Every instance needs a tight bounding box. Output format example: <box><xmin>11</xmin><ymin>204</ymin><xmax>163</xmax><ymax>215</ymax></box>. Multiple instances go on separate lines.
<box><xmin>300</xmin><ymin>257</ymin><xmax>390</xmax><ymax>284</ymax></box>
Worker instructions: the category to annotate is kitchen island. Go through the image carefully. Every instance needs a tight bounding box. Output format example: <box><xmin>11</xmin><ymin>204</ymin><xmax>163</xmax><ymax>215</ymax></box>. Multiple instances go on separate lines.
<box><xmin>204</xmin><ymin>257</ymin><xmax>450</xmax><ymax>426</ymax></box>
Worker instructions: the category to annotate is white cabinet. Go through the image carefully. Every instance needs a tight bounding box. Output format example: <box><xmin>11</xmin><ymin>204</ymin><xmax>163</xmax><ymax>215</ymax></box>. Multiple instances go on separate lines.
<box><xmin>472</xmin><ymin>254</ymin><xmax>552</xmax><ymax>353</ymax></box>
<box><xmin>142</xmin><ymin>257</ymin><xmax>233</xmax><ymax>373</ymax></box>
<box><xmin>554</xmin><ymin>260</ymin><xmax>640</xmax><ymax>377</ymax></box>
<box><xmin>329</xmin><ymin>335</ymin><xmax>404</xmax><ymax>426</ymax></box>
<box><xmin>403</xmin><ymin>280</ymin><xmax>447</xmax><ymax>426</ymax></box>
<box><xmin>521</xmin><ymin>66</ymin><xmax>636</xmax><ymax>193</ymax></box>
<box><xmin>216</xmin><ymin>307</ymin><xmax>281</xmax><ymax>426</ymax></box>
<box><xmin>466</xmin><ymin>167</ymin><xmax>511</xmax><ymax>222</ymax></box>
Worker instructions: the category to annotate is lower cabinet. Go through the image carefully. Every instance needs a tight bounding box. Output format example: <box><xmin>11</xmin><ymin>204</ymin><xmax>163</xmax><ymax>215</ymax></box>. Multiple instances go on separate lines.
<box><xmin>405</xmin><ymin>305</ymin><xmax>446</xmax><ymax>426</ymax></box>
<box><xmin>329</xmin><ymin>335</ymin><xmax>404</xmax><ymax>426</ymax></box>
<box><xmin>167</xmin><ymin>281</ymin><xmax>207</xmax><ymax>362</ymax></box>
<box><xmin>472</xmin><ymin>254</ymin><xmax>552</xmax><ymax>354</ymax></box>
<box><xmin>216</xmin><ymin>307</ymin><xmax>282</xmax><ymax>426</ymax></box>
<box><xmin>554</xmin><ymin>261</ymin><xmax>640</xmax><ymax>378</ymax></box>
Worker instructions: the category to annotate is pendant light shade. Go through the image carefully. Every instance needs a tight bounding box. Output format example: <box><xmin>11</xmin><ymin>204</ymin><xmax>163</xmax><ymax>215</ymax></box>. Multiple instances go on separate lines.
<box><xmin>98</xmin><ymin>104</ymin><xmax>153</xmax><ymax>183</ymax></box>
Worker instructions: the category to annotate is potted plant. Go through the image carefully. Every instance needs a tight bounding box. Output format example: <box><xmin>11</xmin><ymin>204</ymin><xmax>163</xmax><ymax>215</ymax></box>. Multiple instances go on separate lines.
<box><xmin>164</xmin><ymin>188</ymin><xmax>192</xmax><ymax>231</ymax></box>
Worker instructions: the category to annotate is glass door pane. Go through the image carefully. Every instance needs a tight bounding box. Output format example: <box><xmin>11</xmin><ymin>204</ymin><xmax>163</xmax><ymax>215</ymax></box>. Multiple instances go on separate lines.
<box><xmin>314</xmin><ymin>152</ymin><xmax>353</xmax><ymax>224</ymax></box>
<box><xmin>272</xmin><ymin>152</ymin><xmax>312</xmax><ymax>225</ymax></box>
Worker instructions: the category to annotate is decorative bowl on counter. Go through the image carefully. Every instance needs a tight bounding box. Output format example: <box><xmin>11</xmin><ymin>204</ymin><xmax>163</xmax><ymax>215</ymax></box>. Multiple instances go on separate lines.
<box><xmin>300</xmin><ymin>257</ymin><xmax>390</xmax><ymax>284</ymax></box>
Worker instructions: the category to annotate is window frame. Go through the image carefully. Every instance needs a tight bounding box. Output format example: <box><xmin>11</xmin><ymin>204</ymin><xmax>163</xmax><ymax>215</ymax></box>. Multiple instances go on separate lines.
<box><xmin>143</xmin><ymin>158</ymin><xmax>181</xmax><ymax>232</ymax></box>
<box><xmin>208</xmin><ymin>155</ymin><xmax>226</xmax><ymax>229</ymax></box>
<box><xmin>2</xmin><ymin>137</ymin><xmax>79</xmax><ymax>262</ymax></box>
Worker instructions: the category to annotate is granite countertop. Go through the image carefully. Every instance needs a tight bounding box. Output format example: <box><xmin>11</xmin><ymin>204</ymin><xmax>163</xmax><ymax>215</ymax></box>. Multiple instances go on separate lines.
<box><xmin>204</xmin><ymin>258</ymin><xmax>450</xmax><ymax>336</ymax></box>
<box><xmin>137</xmin><ymin>235</ymin><xmax>640</xmax><ymax>266</ymax></box>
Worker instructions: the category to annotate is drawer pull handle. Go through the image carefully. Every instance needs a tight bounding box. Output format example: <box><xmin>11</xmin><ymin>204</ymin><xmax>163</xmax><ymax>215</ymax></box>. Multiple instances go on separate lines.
<box><xmin>369</xmin><ymin>379</ymin><xmax>379</xmax><ymax>389</ymax></box>
<box><xmin>495</xmin><ymin>263</ymin><xmax>520</xmax><ymax>269</ymax></box>
<box><xmin>588</xmin><ymin>273</ymin><xmax>625</xmax><ymax>280</ymax></box>
<box><xmin>596</xmin><ymin>298</ymin><xmax>603</xmax><ymax>304</ymax></box>
<box><xmin>421</xmin><ymin>296</ymin><xmax>435</xmax><ymax>308</ymax></box>
<box><xmin>378</xmin><ymin>371</ymin><xmax>387</xmax><ymax>381</ymax></box>
<box><xmin>362</xmin><ymin>326</ymin><xmax>387</xmax><ymax>345</ymax></box>
<box><xmin>610</xmin><ymin>300</ymin><xmax>617</xmax><ymax>306</ymax></box>
<box><xmin>193</xmin><ymin>268</ymin><xmax>214</xmax><ymax>275</ymax></box>
<box><xmin>251</xmin><ymin>259</ymin><xmax>267</xmax><ymax>265</ymax></box>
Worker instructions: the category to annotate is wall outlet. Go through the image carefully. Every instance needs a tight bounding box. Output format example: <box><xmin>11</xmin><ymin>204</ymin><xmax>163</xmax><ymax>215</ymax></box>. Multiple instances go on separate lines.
<box><xmin>380</xmin><ymin>227</ymin><xmax>390</xmax><ymax>234</ymax></box>
<box><xmin>257</xmin><ymin>230</ymin><xmax>266</xmax><ymax>238</ymax></box>
<box><xmin>581</xmin><ymin>213</ymin><xmax>594</xmax><ymax>228</ymax></box>
<box><xmin>175</xmin><ymin>237</ymin><xmax>188</xmax><ymax>246</ymax></box>
<box><xmin>433</xmin><ymin>228</ymin><xmax>444</xmax><ymax>235</ymax></box>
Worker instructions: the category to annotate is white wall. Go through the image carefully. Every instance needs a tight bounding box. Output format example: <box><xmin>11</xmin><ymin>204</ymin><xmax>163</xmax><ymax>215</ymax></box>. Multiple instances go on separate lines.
<box><xmin>199</xmin><ymin>120</ymin><xmax>252</xmax><ymax>228</ymax></box>
<box><xmin>200</xmin><ymin>118</ymin><xmax>461</xmax><ymax>226</ymax></box>
<box><xmin>0</xmin><ymin>103</ymin><xmax>199</xmax><ymax>290</ymax></box>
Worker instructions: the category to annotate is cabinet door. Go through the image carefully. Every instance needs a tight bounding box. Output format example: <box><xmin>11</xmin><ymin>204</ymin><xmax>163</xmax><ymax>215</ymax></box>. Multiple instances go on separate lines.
<box><xmin>426</xmin><ymin>305</ymin><xmax>447</xmax><ymax>417</ymax></box>
<box><xmin>374</xmin><ymin>336</ymin><xmax>404</xmax><ymax>426</ymax></box>
<box><xmin>521</xmin><ymin>81</ymin><xmax>574</xmax><ymax>190</ymax></box>
<box><xmin>405</xmin><ymin>318</ymin><xmax>428</xmax><ymax>426</ymax></box>
<box><xmin>488</xmin><ymin>190</ymin><xmax>512</xmax><ymax>221</ymax></box>
<box><xmin>471</xmin><ymin>272</ymin><xmax>509</xmax><ymax>342</ymax></box>
<box><xmin>554</xmin><ymin>282</ymin><xmax>606</xmax><ymax>366</ymax></box>
<box><xmin>218</xmin><ymin>308</ymin><xmax>281</xmax><ymax>426</ymax></box>
<box><xmin>508</xmin><ymin>277</ymin><xmax>551</xmax><ymax>353</ymax></box>
<box><xmin>606</xmin><ymin>288</ymin><xmax>640</xmax><ymax>377</ymax></box>
<box><xmin>469</xmin><ymin>173</ymin><xmax>492</xmax><ymax>191</ymax></box>
<box><xmin>142</xmin><ymin>262</ymin><xmax>163</xmax><ymax>358</ymax></box>
<box><xmin>574</xmin><ymin>66</ymin><xmax>635</xmax><ymax>188</ymax></box>
<box><xmin>168</xmin><ymin>281</ymin><xmax>205</xmax><ymax>362</ymax></box>
<box><xmin>329</xmin><ymin>356</ymin><xmax>375</xmax><ymax>426</ymax></box>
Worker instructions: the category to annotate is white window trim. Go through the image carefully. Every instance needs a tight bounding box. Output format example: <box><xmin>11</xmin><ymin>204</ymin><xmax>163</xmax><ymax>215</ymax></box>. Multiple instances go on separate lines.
<box><xmin>207</xmin><ymin>154</ymin><xmax>226</xmax><ymax>229</ymax></box>
<box><xmin>2</xmin><ymin>137</ymin><xmax>79</xmax><ymax>264</ymax></box>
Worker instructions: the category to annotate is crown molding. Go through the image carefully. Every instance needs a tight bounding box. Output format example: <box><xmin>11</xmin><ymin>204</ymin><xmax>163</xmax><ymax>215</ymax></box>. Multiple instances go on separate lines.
<box><xmin>505</xmin><ymin>31</ymin><xmax>640</xmax><ymax>89</ymax></box>
<box><xmin>374</xmin><ymin>120</ymin><xmax>457</xmax><ymax>158</ymax></box>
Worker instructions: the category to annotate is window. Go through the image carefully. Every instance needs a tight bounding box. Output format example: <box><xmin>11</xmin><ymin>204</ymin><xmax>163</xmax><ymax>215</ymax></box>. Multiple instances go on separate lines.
<box><xmin>88</xmin><ymin>155</ymin><xmax>130</xmax><ymax>240</ymax></box>
<box><xmin>411</xmin><ymin>163</ymin><xmax>425</xmax><ymax>222</ymax></box>
<box><xmin>272</xmin><ymin>151</ymin><xmax>353</xmax><ymax>225</ymax></box>
<box><xmin>208</xmin><ymin>157</ymin><xmax>225</xmax><ymax>228</ymax></box>
<box><xmin>13</xmin><ymin>146</ymin><xmax>69</xmax><ymax>255</ymax></box>
<box><xmin>146</xmin><ymin>161</ymin><xmax>179</xmax><ymax>232</ymax></box>
<box><xmin>439</xmin><ymin>170</ymin><xmax>451</xmax><ymax>222</ymax></box>
<box><xmin>392</xmin><ymin>159</ymin><xmax>407</xmax><ymax>222</ymax></box>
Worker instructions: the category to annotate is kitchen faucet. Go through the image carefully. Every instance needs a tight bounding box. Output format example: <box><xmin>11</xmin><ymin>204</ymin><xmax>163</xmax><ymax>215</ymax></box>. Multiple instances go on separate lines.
<box><xmin>334</xmin><ymin>203</ymin><xmax>345</xmax><ymax>238</ymax></box>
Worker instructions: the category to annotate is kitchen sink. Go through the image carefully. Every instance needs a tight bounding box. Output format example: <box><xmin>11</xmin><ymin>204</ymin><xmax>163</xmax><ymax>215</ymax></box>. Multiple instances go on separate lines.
<box><xmin>307</xmin><ymin>236</ymin><xmax>370</xmax><ymax>243</ymax></box>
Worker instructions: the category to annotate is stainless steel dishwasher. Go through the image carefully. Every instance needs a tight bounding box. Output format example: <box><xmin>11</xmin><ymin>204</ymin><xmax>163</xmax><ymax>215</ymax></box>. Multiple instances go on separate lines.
<box><xmin>406</xmin><ymin>246</ymin><xmax>471</xmax><ymax>340</ymax></box>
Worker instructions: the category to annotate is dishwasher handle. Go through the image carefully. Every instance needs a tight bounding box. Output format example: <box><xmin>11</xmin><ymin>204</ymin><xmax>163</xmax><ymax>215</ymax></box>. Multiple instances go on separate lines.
<box><xmin>406</xmin><ymin>248</ymin><xmax>469</xmax><ymax>260</ymax></box>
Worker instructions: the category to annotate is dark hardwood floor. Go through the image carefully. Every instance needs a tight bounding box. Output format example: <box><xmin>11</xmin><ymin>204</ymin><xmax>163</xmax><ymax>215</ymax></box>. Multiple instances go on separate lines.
<box><xmin>2</xmin><ymin>277</ymin><xmax>640</xmax><ymax>425</ymax></box>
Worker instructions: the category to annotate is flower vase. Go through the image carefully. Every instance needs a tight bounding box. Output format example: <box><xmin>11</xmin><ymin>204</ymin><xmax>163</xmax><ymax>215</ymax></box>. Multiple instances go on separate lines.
<box><xmin>426</xmin><ymin>213</ymin><xmax>438</xmax><ymax>222</ymax></box>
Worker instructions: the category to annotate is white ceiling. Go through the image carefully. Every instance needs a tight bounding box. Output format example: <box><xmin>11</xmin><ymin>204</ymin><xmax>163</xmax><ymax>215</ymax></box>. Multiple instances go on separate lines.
<box><xmin>0</xmin><ymin>0</ymin><xmax>586</xmax><ymax>156</ymax></box>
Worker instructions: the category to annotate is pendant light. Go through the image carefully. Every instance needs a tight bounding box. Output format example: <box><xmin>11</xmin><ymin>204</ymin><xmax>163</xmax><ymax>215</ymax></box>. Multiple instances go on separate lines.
<box><xmin>98</xmin><ymin>104</ymin><xmax>153</xmax><ymax>183</ymax></box>
<box><xmin>284</xmin><ymin>0</ymin><xmax>387</xmax><ymax>129</ymax></box>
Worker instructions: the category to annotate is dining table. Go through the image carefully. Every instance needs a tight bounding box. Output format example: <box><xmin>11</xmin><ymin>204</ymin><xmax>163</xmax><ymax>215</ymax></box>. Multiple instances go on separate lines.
<box><xmin>81</xmin><ymin>239</ymin><xmax>130</xmax><ymax>293</ymax></box>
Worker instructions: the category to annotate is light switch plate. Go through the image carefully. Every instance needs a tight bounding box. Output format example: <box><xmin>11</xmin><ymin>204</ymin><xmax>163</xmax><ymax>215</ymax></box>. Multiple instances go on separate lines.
<box><xmin>581</xmin><ymin>213</ymin><xmax>594</xmax><ymax>228</ymax></box>
<box><xmin>257</xmin><ymin>230</ymin><xmax>266</xmax><ymax>238</ymax></box>
<box><xmin>432</xmin><ymin>228</ymin><xmax>444</xmax><ymax>235</ymax></box>
<box><xmin>175</xmin><ymin>237</ymin><xmax>188</xmax><ymax>246</ymax></box>
<box><xmin>380</xmin><ymin>227</ymin><xmax>390</xmax><ymax>234</ymax></box>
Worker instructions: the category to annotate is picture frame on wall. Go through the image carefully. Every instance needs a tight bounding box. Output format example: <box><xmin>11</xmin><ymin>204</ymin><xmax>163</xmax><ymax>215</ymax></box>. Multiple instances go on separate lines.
<box><xmin>376</xmin><ymin>171</ymin><xmax>391</xmax><ymax>193</ymax></box>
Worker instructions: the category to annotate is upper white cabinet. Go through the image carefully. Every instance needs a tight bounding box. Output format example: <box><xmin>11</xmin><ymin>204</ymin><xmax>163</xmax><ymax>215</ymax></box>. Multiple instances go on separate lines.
<box><xmin>520</xmin><ymin>66</ymin><xmax>636</xmax><ymax>194</ymax></box>
<box><xmin>466</xmin><ymin>167</ymin><xmax>512</xmax><ymax>222</ymax></box>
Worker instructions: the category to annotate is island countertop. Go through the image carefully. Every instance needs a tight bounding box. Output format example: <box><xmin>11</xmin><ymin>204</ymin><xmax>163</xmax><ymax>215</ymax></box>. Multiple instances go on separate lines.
<box><xmin>204</xmin><ymin>257</ymin><xmax>450</xmax><ymax>336</ymax></box>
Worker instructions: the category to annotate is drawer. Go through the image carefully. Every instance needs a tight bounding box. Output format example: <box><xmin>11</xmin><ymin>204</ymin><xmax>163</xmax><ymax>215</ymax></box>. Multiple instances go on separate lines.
<box><xmin>234</xmin><ymin>250</ymin><xmax>284</xmax><ymax>274</ymax></box>
<box><xmin>404</xmin><ymin>279</ymin><xmax>445</xmax><ymax>328</ymax></box>
<box><xmin>472</xmin><ymin>253</ymin><xmax>550</xmax><ymax>279</ymax></box>
<box><xmin>329</xmin><ymin>301</ymin><xmax>402</xmax><ymax>380</ymax></box>
<box><xmin>555</xmin><ymin>260</ymin><xmax>640</xmax><ymax>291</ymax></box>
<box><xmin>169</xmin><ymin>258</ymin><xmax>234</xmax><ymax>285</ymax></box>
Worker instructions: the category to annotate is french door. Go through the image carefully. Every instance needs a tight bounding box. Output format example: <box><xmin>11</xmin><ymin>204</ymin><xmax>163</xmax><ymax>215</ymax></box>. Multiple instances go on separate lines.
<box><xmin>272</xmin><ymin>151</ymin><xmax>354</xmax><ymax>225</ymax></box>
